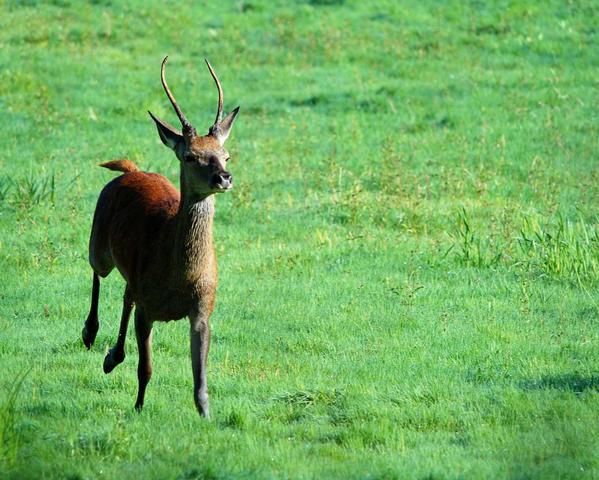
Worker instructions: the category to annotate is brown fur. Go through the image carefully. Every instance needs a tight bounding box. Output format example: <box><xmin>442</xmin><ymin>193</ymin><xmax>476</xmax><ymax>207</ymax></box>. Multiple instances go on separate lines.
<box><xmin>189</xmin><ymin>134</ymin><xmax>222</xmax><ymax>153</ymax></box>
<box><xmin>89</xmin><ymin>169</ymin><xmax>209</xmax><ymax>321</ymax></box>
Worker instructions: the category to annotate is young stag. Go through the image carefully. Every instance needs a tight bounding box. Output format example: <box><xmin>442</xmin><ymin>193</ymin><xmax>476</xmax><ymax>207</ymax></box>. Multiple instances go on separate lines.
<box><xmin>81</xmin><ymin>56</ymin><xmax>239</xmax><ymax>418</ymax></box>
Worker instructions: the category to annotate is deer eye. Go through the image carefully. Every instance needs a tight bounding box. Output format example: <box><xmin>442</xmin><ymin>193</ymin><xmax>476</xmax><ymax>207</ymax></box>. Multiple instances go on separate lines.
<box><xmin>225</xmin><ymin>157</ymin><xmax>230</xmax><ymax>162</ymax></box>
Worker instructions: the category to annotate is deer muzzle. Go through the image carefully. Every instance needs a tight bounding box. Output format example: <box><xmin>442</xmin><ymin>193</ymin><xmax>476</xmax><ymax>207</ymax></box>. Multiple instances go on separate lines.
<box><xmin>212</xmin><ymin>171</ymin><xmax>233</xmax><ymax>191</ymax></box>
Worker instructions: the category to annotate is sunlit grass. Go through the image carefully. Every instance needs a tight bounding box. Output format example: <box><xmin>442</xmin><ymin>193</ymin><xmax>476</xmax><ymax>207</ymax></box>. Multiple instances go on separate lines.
<box><xmin>0</xmin><ymin>0</ymin><xmax>597</xmax><ymax>479</ymax></box>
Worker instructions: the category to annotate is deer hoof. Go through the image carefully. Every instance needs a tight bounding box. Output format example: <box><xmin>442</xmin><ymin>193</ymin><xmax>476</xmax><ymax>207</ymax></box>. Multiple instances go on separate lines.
<box><xmin>82</xmin><ymin>320</ymin><xmax>98</xmax><ymax>349</ymax></box>
<box><xmin>195</xmin><ymin>394</ymin><xmax>210</xmax><ymax>419</ymax></box>
<box><xmin>103</xmin><ymin>347</ymin><xmax>125</xmax><ymax>374</ymax></box>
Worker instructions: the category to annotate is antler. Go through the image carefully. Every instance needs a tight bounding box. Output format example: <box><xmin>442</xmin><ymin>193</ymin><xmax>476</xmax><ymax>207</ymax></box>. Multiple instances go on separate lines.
<box><xmin>160</xmin><ymin>56</ymin><xmax>196</xmax><ymax>138</ymax></box>
<box><xmin>205</xmin><ymin>59</ymin><xmax>224</xmax><ymax>127</ymax></box>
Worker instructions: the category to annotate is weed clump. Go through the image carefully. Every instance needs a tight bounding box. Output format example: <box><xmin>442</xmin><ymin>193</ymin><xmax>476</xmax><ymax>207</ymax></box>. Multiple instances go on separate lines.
<box><xmin>449</xmin><ymin>208</ymin><xmax>599</xmax><ymax>284</ymax></box>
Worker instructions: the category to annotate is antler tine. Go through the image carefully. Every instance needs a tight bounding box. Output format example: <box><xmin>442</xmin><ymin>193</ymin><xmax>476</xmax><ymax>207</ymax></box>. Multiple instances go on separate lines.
<box><xmin>160</xmin><ymin>56</ymin><xmax>195</xmax><ymax>137</ymax></box>
<box><xmin>205</xmin><ymin>59</ymin><xmax>224</xmax><ymax>126</ymax></box>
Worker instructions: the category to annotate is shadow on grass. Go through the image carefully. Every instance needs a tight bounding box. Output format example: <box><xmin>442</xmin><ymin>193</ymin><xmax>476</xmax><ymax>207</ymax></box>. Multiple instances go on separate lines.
<box><xmin>520</xmin><ymin>373</ymin><xmax>599</xmax><ymax>394</ymax></box>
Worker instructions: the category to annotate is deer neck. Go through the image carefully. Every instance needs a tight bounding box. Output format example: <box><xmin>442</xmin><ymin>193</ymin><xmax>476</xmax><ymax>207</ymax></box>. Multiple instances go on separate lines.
<box><xmin>174</xmin><ymin>190</ymin><xmax>216</xmax><ymax>284</ymax></box>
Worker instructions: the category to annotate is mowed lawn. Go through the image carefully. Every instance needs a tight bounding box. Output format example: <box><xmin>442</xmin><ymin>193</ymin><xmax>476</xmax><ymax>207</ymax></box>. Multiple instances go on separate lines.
<box><xmin>0</xmin><ymin>1</ymin><xmax>597</xmax><ymax>479</ymax></box>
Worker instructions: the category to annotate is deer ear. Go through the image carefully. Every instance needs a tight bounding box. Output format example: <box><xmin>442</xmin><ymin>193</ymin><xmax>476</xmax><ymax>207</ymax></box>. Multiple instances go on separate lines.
<box><xmin>148</xmin><ymin>111</ymin><xmax>183</xmax><ymax>150</ymax></box>
<box><xmin>212</xmin><ymin>106</ymin><xmax>240</xmax><ymax>145</ymax></box>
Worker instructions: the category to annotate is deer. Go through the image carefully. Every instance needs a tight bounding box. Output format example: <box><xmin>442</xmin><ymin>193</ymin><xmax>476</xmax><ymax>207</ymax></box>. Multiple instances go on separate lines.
<box><xmin>81</xmin><ymin>56</ymin><xmax>239</xmax><ymax>418</ymax></box>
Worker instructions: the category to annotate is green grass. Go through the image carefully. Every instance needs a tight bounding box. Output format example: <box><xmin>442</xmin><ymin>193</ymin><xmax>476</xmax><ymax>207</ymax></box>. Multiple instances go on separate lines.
<box><xmin>1</xmin><ymin>0</ymin><xmax>598</xmax><ymax>478</ymax></box>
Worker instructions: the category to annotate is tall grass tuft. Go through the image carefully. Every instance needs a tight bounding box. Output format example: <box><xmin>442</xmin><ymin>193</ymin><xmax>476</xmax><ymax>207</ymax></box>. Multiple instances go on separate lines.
<box><xmin>10</xmin><ymin>172</ymin><xmax>56</xmax><ymax>209</ymax></box>
<box><xmin>451</xmin><ymin>207</ymin><xmax>503</xmax><ymax>268</ymax></box>
<box><xmin>450</xmin><ymin>209</ymin><xmax>599</xmax><ymax>285</ymax></box>
<box><xmin>0</xmin><ymin>369</ymin><xmax>30</xmax><ymax>471</ymax></box>
<box><xmin>517</xmin><ymin>213</ymin><xmax>599</xmax><ymax>284</ymax></box>
<box><xmin>0</xmin><ymin>177</ymin><xmax>11</xmax><ymax>205</ymax></box>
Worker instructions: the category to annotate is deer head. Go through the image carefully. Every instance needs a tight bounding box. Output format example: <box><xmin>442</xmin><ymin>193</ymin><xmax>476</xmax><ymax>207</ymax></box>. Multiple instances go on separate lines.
<box><xmin>148</xmin><ymin>56</ymin><xmax>240</xmax><ymax>199</ymax></box>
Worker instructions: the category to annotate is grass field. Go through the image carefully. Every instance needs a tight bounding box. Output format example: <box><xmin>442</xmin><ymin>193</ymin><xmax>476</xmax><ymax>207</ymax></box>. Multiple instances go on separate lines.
<box><xmin>1</xmin><ymin>0</ymin><xmax>598</xmax><ymax>478</ymax></box>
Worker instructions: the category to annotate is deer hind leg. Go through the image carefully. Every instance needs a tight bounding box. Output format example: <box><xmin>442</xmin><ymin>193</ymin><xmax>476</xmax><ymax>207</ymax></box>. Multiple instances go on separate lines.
<box><xmin>190</xmin><ymin>311</ymin><xmax>211</xmax><ymax>418</ymax></box>
<box><xmin>82</xmin><ymin>272</ymin><xmax>101</xmax><ymax>349</ymax></box>
<box><xmin>83</xmin><ymin>235</ymin><xmax>115</xmax><ymax>349</ymax></box>
<box><xmin>103</xmin><ymin>286</ymin><xmax>134</xmax><ymax>374</ymax></box>
<box><xmin>134</xmin><ymin>308</ymin><xmax>153</xmax><ymax>412</ymax></box>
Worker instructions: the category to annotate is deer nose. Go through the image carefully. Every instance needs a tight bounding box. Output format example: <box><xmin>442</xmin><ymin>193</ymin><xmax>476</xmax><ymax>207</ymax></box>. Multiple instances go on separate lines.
<box><xmin>213</xmin><ymin>171</ymin><xmax>233</xmax><ymax>189</ymax></box>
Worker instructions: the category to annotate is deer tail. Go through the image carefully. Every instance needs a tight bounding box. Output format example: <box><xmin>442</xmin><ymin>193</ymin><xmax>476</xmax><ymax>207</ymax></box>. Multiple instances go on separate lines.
<box><xmin>99</xmin><ymin>159</ymin><xmax>141</xmax><ymax>173</ymax></box>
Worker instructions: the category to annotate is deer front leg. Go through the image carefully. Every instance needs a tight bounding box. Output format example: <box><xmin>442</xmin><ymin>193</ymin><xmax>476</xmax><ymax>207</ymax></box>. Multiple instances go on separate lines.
<box><xmin>134</xmin><ymin>308</ymin><xmax>153</xmax><ymax>412</ymax></box>
<box><xmin>189</xmin><ymin>309</ymin><xmax>211</xmax><ymax>418</ymax></box>
<box><xmin>103</xmin><ymin>286</ymin><xmax>134</xmax><ymax>374</ymax></box>
<box><xmin>82</xmin><ymin>272</ymin><xmax>100</xmax><ymax>349</ymax></box>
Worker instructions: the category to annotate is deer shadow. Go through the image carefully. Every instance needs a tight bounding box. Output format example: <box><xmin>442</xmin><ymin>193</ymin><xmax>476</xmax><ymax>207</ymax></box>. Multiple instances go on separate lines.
<box><xmin>519</xmin><ymin>373</ymin><xmax>599</xmax><ymax>394</ymax></box>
